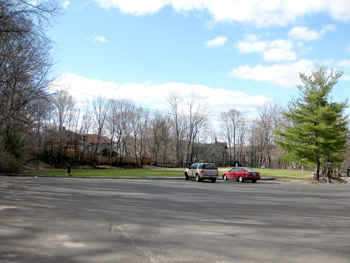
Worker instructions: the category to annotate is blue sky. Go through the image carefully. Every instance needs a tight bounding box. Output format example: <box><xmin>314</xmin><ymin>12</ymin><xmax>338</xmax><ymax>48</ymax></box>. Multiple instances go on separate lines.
<box><xmin>50</xmin><ymin>0</ymin><xmax>350</xmax><ymax>116</ymax></box>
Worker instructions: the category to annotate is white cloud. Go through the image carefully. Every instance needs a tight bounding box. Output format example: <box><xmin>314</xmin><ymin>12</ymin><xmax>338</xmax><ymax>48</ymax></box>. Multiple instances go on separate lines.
<box><xmin>341</xmin><ymin>75</ymin><xmax>350</xmax><ymax>81</ymax></box>
<box><xmin>51</xmin><ymin>73</ymin><xmax>119</xmax><ymax>99</ymax></box>
<box><xmin>236</xmin><ymin>35</ymin><xmax>267</xmax><ymax>53</ymax></box>
<box><xmin>328</xmin><ymin>0</ymin><xmax>350</xmax><ymax>22</ymax></box>
<box><xmin>264</xmin><ymin>39</ymin><xmax>296</xmax><ymax>61</ymax></box>
<box><xmin>263</xmin><ymin>48</ymin><xmax>297</xmax><ymax>62</ymax></box>
<box><xmin>321</xmin><ymin>24</ymin><xmax>336</xmax><ymax>34</ymax></box>
<box><xmin>93</xmin><ymin>0</ymin><xmax>350</xmax><ymax>27</ymax></box>
<box><xmin>61</xmin><ymin>1</ymin><xmax>70</xmax><ymax>9</ymax></box>
<box><xmin>288</xmin><ymin>26</ymin><xmax>321</xmax><ymax>41</ymax></box>
<box><xmin>338</xmin><ymin>60</ymin><xmax>350</xmax><ymax>68</ymax></box>
<box><xmin>87</xmin><ymin>35</ymin><xmax>108</xmax><ymax>43</ymax></box>
<box><xmin>322</xmin><ymin>59</ymin><xmax>334</xmax><ymax>67</ymax></box>
<box><xmin>51</xmin><ymin>73</ymin><xmax>271</xmax><ymax>115</ymax></box>
<box><xmin>205</xmin><ymin>37</ymin><xmax>227</xmax><ymax>48</ymax></box>
<box><xmin>236</xmin><ymin>35</ymin><xmax>296</xmax><ymax>62</ymax></box>
<box><xmin>288</xmin><ymin>25</ymin><xmax>336</xmax><ymax>41</ymax></box>
<box><xmin>228</xmin><ymin>59</ymin><xmax>315</xmax><ymax>86</ymax></box>
<box><xmin>93</xmin><ymin>0</ymin><xmax>166</xmax><ymax>15</ymax></box>
<box><xmin>29</xmin><ymin>0</ymin><xmax>38</xmax><ymax>6</ymax></box>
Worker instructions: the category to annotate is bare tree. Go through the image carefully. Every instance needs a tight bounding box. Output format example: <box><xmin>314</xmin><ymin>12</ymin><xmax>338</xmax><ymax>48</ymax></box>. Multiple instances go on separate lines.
<box><xmin>0</xmin><ymin>0</ymin><xmax>60</xmax><ymax>125</ymax></box>
<box><xmin>0</xmin><ymin>1</ymin><xmax>61</xmax><ymax>34</ymax></box>
<box><xmin>167</xmin><ymin>92</ymin><xmax>211</xmax><ymax>167</ymax></box>
<box><xmin>257</xmin><ymin>102</ymin><xmax>282</xmax><ymax>168</ymax></box>
<box><xmin>27</xmin><ymin>97</ymin><xmax>54</xmax><ymax>167</ymax></box>
<box><xmin>92</xmin><ymin>96</ymin><xmax>108</xmax><ymax>166</ymax></box>
<box><xmin>130</xmin><ymin>107</ymin><xmax>141</xmax><ymax>165</ymax></box>
<box><xmin>237</xmin><ymin>118</ymin><xmax>246</xmax><ymax>164</ymax></box>
<box><xmin>49</xmin><ymin>90</ymin><xmax>75</xmax><ymax>166</ymax></box>
<box><xmin>246</xmin><ymin>118</ymin><xmax>260</xmax><ymax>167</ymax></box>
<box><xmin>109</xmin><ymin>99</ymin><xmax>134</xmax><ymax>166</ymax></box>
<box><xmin>167</xmin><ymin>93</ymin><xmax>186</xmax><ymax>167</ymax></box>
<box><xmin>149</xmin><ymin>112</ymin><xmax>170</xmax><ymax>166</ymax></box>
<box><xmin>78</xmin><ymin>99</ymin><xmax>92</xmax><ymax>135</ymax></box>
<box><xmin>0</xmin><ymin>0</ymin><xmax>61</xmax><ymax>172</ymax></box>
<box><xmin>106</xmin><ymin>99</ymin><xmax>116</xmax><ymax>165</ymax></box>
<box><xmin>137</xmin><ymin>108</ymin><xmax>150</xmax><ymax>166</ymax></box>
<box><xmin>52</xmin><ymin>90</ymin><xmax>75</xmax><ymax>132</ymax></box>
<box><xmin>129</xmin><ymin>105</ymin><xmax>151</xmax><ymax>166</ymax></box>
<box><xmin>184</xmin><ymin>93</ymin><xmax>210</xmax><ymax>165</ymax></box>
<box><xmin>220</xmin><ymin>108</ymin><xmax>242</xmax><ymax>166</ymax></box>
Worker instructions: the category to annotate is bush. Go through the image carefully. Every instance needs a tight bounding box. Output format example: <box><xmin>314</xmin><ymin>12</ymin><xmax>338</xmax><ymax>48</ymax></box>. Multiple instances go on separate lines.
<box><xmin>0</xmin><ymin>151</ymin><xmax>23</xmax><ymax>174</ymax></box>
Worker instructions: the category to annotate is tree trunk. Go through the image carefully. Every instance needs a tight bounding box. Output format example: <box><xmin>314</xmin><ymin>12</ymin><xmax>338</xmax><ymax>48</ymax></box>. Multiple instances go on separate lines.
<box><xmin>315</xmin><ymin>158</ymin><xmax>320</xmax><ymax>180</ymax></box>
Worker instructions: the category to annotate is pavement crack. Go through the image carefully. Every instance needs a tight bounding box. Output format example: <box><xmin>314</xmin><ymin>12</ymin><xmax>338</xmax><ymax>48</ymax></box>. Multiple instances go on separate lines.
<box><xmin>110</xmin><ymin>221</ymin><xmax>161</xmax><ymax>263</ymax></box>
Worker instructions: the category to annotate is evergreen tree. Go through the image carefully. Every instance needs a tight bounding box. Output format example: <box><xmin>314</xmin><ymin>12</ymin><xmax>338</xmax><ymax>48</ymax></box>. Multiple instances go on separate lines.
<box><xmin>275</xmin><ymin>66</ymin><xmax>348</xmax><ymax>180</ymax></box>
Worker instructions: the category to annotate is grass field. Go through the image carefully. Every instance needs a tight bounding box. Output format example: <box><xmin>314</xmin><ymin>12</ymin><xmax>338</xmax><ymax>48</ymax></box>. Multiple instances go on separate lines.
<box><xmin>25</xmin><ymin>167</ymin><xmax>312</xmax><ymax>180</ymax></box>
<box><xmin>254</xmin><ymin>168</ymin><xmax>313</xmax><ymax>179</ymax></box>
<box><xmin>25</xmin><ymin>168</ymin><xmax>184</xmax><ymax>178</ymax></box>
<box><xmin>218</xmin><ymin>167</ymin><xmax>312</xmax><ymax>180</ymax></box>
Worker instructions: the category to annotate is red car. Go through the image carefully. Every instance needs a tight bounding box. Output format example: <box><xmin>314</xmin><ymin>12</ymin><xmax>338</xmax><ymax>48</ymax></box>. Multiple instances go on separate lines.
<box><xmin>223</xmin><ymin>167</ymin><xmax>260</xmax><ymax>183</ymax></box>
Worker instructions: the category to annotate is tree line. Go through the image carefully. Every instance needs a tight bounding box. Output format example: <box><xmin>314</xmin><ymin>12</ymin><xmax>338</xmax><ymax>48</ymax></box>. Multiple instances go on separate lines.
<box><xmin>9</xmin><ymin>88</ymin><xmax>288</xmax><ymax>170</ymax></box>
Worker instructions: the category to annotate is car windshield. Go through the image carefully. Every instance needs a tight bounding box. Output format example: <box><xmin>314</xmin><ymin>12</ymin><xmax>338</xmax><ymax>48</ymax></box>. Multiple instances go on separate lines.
<box><xmin>242</xmin><ymin>167</ymin><xmax>256</xmax><ymax>172</ymax></box>
<box><xmin>203</xmin><ymin>163</ymin><xmax>217</xmax><ymax>170</ymax></box>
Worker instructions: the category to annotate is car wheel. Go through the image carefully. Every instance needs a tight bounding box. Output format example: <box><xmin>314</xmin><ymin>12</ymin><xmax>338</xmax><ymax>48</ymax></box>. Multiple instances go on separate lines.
<box><xmin>252</xmin><ymin>180</ymin><xmax>257</xmax><ymax>183</ymax></box>
<box><xmin>238</xmin><ymin>176</ymin><xmax>244</xmax><ymax>183</ymax></box>
<box><xmin>195</xmin><ymin>174</ymin><xmax>201</xmax><ymax>182</ymax></box>
<box><xmin>185</xmin><ymin>173</ymin><xmax>189</xmax><ymax>181</ymax></box>
<box><xmin>211</xmin><ymin>178</ymin><xmax>216</xmax><ymax>183</ymax></box>
<box><xmin>223</xmin><ymin>175</ymin><xmax>228</xmax><ymax>181</ymax></box>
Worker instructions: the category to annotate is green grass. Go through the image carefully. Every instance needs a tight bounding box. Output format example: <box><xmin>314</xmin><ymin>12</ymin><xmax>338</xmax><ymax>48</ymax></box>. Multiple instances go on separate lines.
<box><xmin>250</xmin><ymin>168</ymin><xmax>311</xmax><ymax>179</ymax></box>
<box><xmin>25</xmin><ymin>168</ymin><xmax>184</xmax><ymax>178</ymax></box>
<box><xmin>218</xmin><ymin>167</ymin><xmax>313</xmax><ymax>180</ymax></box>
<box><xmin>25</xmin><ymin>167</ymin><xmax>313</xmax><ymax>180</ymax></box>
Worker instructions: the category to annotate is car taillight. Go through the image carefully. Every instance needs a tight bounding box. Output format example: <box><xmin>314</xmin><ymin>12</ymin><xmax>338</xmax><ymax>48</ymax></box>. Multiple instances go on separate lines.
<box><xmin>200</xmin><ymin>169</ymin><xmax>204</xmax><ymax>174</ymax></box>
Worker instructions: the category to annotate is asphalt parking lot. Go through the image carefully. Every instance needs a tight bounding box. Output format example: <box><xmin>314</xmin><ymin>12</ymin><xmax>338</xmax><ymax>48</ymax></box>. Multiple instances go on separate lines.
<box><xmin>1</xmin><ymin>176</ymin><xmax>350</xmax><ymax>263</ymax></box>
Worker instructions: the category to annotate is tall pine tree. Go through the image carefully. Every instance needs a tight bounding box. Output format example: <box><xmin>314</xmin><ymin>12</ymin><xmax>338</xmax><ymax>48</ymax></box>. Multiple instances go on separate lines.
<box><xmin>276</xmin><ymin>66</ymin><xmax>348</xmax><ymax>180</ymax></box>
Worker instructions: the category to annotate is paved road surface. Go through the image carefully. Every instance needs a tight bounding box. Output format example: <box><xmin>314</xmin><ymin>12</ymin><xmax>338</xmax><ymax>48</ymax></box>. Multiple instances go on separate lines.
<box><xmin>1</xmin><ymin>177</ymin><xmax>350</xmax><ymax>263</ymax></box>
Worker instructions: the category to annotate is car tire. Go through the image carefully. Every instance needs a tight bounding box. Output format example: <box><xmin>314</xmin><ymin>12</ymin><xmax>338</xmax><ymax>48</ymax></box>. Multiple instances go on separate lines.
<box><xmin>185</xmin><ymin>173</ymin><xmax>189</xmax><ymax>181</ymax></box>
<box><xmin>223</xmin><ymin>175</ymin><xmax>228</xmax><ymax>181</ymax></box>
<box><xmin>252</xmin><ymin>180</ymin><xmax>257</xmax><ymax>183</ymax></box>
<box><xmin>195</xmin><ymin>174</ymin><xmax>201</xmax><ymax>182</ymax></box>
<box><xmin>211</xmin><ymin>178</ymin><xmax>216</xmax><ymax>183</ymax></box>
<box><xmin>238</xmin><ymin>176</ymin><xmax>244</xmax><ymax>183</ymax></box>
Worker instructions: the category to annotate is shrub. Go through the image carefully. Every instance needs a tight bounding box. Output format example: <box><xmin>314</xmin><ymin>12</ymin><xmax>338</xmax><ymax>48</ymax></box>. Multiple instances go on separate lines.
<box><xmin>0</xmin><ymin>151</ymin><xmax>23</xmax><ymax>174</ymax></box>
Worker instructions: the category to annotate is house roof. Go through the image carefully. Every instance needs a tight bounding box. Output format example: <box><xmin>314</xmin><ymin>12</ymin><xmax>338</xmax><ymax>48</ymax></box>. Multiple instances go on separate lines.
<box><xmin>205</xmin><ymin>140</ymin><xmax>228</xmax><ymax>153</ymax></box>
<box><xmin>83</xmin><ymin>134</ymin><xmax>112</xmax><ymax>144</ymax></box>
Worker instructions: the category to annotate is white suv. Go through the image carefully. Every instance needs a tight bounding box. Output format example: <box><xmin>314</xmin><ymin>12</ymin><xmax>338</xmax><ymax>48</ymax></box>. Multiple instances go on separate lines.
<box><xmin>185</xmin><ymin>163</ymin><xmax>218</xmax><ymax>183</ymax></box>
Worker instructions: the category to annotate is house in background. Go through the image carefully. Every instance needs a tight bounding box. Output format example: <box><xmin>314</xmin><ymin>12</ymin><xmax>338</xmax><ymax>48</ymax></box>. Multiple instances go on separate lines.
<box><xmin>204</xmin><ymin>138</ymin><xmax>228</xmax><ymax>166</ymax></box>
<box><xmin>190</xmin><ymin>138</ymin><xmax>228</xmax><ymax>167</ymax></box>
<box><xmin>82</xmin><ymin>134</ymin><xmax>114</xmax><ymax>156</ymax></box>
